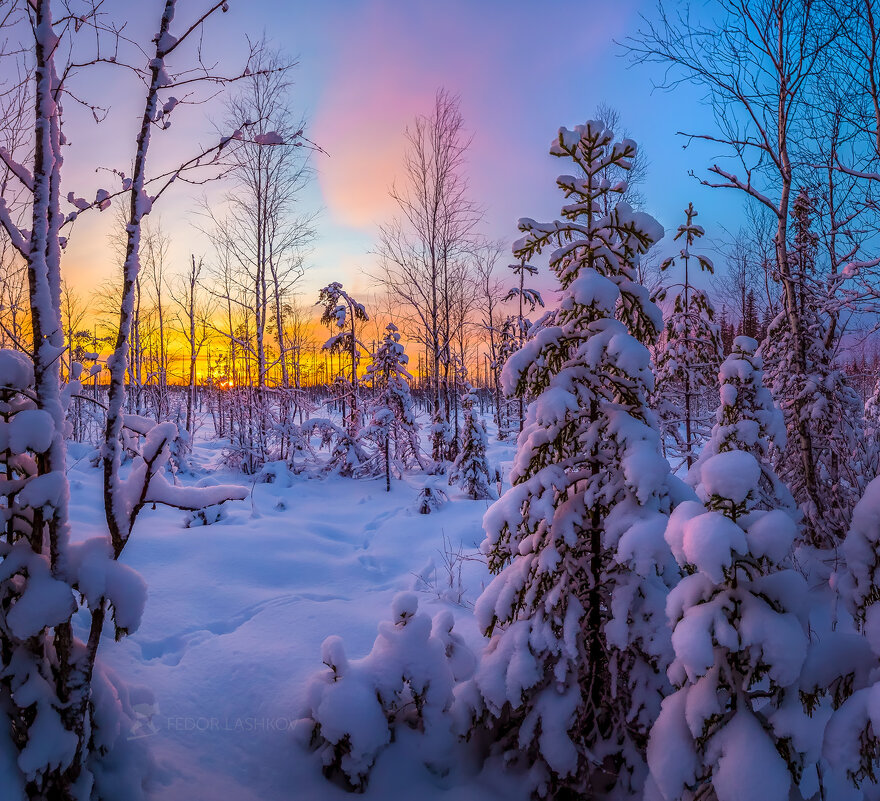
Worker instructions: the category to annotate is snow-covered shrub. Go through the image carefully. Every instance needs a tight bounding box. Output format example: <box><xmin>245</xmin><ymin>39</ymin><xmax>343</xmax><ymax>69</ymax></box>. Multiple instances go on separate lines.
<box><xmin>219</xmin><ymin>387</ymin><xmax>274</xmax><ymax>475</ymax></box>
<box><xmin>271</xmin><ymin>417</ymin><xmax>313</xmax><ymax>472</ymax></box>
<box><xmin>299</xmin><ymin>593</ymin><xmax>473</xmax><ymax>791</ymax></box>
<box><xmin>166</xmin><ymin>403</ymin><xmax>193</xmax><ymax>476</ymax></box>
<box><xmin>414</xmin><ymin>486</ymin><xmax>448</xmax><ymax>515</ymax></box>
<box><xmin>257</xmin><ymin>459</ymin><xmax>296</xmax><ymax>488</ymax></box>
<box><xmin>183</xmin><ymin>505</ymin><xmax>227</xmax><ymax>527</ymax></box>
<box><xmin>461</xmin><ymin>121</ymin><xmax>681</xmax><ymax>799</ymax></box>
<box><xmin>448</xmin><ymin>385</ymin><xmax>492</xmax><ymax>500</ymax></box>
<box><xmin>302</xmin><ymin>418</ymin><xmax>369</xmax><ymax>478</ymax></box>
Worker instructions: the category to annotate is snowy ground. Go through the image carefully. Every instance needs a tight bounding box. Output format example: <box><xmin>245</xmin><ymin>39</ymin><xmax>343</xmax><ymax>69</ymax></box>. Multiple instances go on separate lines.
<box><xmin>67</xmin><ymin>421</ymin><xmax>528</xmax><ymax>800</ymax></box>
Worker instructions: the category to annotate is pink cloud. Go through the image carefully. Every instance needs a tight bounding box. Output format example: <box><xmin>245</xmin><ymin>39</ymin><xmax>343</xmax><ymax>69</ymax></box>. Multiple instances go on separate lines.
<box><xmin>312</xmin><ymin>1</ymin><xmax>639</xmax><ymax>233</ymax></box>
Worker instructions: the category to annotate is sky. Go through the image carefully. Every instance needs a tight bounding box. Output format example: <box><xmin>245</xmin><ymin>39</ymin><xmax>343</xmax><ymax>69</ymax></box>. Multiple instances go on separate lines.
<box><xmin>56</xmin><ymin>0</ymin><xmax>743</xmax><ymax>308</ymax></box>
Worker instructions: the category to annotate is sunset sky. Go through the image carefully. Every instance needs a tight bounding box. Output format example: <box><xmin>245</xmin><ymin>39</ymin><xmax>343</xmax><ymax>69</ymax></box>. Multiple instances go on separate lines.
<box><xmin>58</xmin><ymin>0</ymin><xmax>736</xmax><ymax>305</ymax></box>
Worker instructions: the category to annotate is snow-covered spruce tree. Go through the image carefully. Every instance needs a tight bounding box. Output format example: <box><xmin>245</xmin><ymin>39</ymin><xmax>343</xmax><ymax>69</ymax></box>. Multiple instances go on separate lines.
<box><xmin>493</xmin><ymin>315</ymin><xmax>520</xmax><ymax>440</ymax></box>
<box><xmin>822</xmin><ymin>475</ymin><xmax>880</xmax><ymax>792</ymax></box>
<box><xmin>864</xmin><ymin>378</ymin><xmax>880</xmax><ymax>477</ymax></box>
<box><xmin>652</xmin><ymin>203</ymin><xmax>723</xmax><ymax>471</ymax></box>
<box><xmin>461</xmin><ymin>121</ymin><xmax>681</xmax><ymax>799</ymax></box>
<box><xmin>449</xmin><ymin>384</ymin><xmax>492</xmax><ymax>500</ymax></box>
<box><xmin>648</xmin><ymin>442</ymin><xmax>811</xmax><ymax>801</ymax></box>
<box><xmin>647</xmin><ymin>333</ymin><xmax>816</xmax><ymax>800</ymax></box>
<box><xmin>299</xmin><ymin>592</ymin><xmax>474</xmax><ymax>791</ymax></box>
<box><xmin>761</xmin><ymin>190</ymin><xmax>867</xmax><ymax>549</ymax></box>
<box><xmin>429</xmin><ymin>413</ymin><xmax>454</xmax><ymax>473</ymax></box>
<box><xmin>690</xmin><ymin>336</ymin><xmax>794</xmax><ymax>512</ymax></box>
<box><xmin>361</xmin><ymin>323</ymin><xmax>424</xmax><ymax>491</ymax></box>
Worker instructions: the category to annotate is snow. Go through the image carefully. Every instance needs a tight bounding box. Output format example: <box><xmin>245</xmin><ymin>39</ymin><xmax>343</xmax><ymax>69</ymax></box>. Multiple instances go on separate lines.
<box><xmin>0</xmin><ymin>544</ymin><xmax>75</xmax><ymax>639</ymax></box>
<box><xmin>7</xmin><ymin>409</ymin><xmax>54</xmax><ymax>454</ymax></box>
<box><xmin>70</xmin><ymin>422</ymin><xmax>523</xmax><ymax>801</ymax></box>
<box><xmin>710</xmin><ymin>709</ymin><xmax>791</xmax><ymax>801</ymax></box>
<box><xmin>680</xmin><ymin>511</ymin><xmax>747</xmax><ymax>582</ymax></box>
<box><xmin>0</xmin><ymin>349</ymin><xmax>34</xmax><ymax>389</ymax></box>
<box><xmin>698</xmin><ymin>450</ymin><xmax>761</xmax><ymax>506</ymax></box>
<box><xmin>253</xmin><ymin>131</ymin><xmax>284</xmax><ymax>146</ymax></box>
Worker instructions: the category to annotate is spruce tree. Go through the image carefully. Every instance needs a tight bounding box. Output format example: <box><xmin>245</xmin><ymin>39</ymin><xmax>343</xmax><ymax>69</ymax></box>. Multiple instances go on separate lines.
<box><xmin>462</xmin><ymin>121</ymin><xmax>678</xmax><ymax>798</ymax></box>
<box><xmin>494</xmin><ymin>316</ymin><xmax>521</xmax><ymax>440</ymax></box>
<box><xmin>361</xmin><ymin>323</ymin><xmax>423</xmax><ymax>491</ymax></box>
<box><xmin>761</xmin><ymin>191</ymin><xmax>866</xmax><ymax>548</ymax></box>
<box><xmin>653</xmin><ymin>203</ymin><xmax>723</xmax><ymax>470</ymax></box>
<box><xmin>449</xmin><ymin>383</ymin><xmax>492</xmax><ymax>500</ymax></box>
<box><xmin>690</xmin><ymin>336</ymin><xmax>794</xmax><ymax>512</ymax></box>
<box><xmin>648</xmin><ymin>336</ymin><xmax>811</xmax><ymax>801</ymax></box>
<box><xmin>864</xmin><ymin>378</ymin><xmax>880</xmax><ymax>477</ymax></box>
<box><xmin>824</xmin><ymin>471</ymin><xmax>880</xmax><ymax>792</ymax></box>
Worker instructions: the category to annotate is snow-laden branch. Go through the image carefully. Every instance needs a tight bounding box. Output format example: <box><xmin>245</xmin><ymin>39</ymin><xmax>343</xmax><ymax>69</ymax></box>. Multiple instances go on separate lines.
<box><xmin>0</xmin><ymin>146</ymin><xmax>34</xmax><ymax>190</ymax></box>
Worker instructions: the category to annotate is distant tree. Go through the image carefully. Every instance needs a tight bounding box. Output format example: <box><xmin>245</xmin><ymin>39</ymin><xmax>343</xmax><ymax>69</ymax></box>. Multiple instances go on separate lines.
<box><xmin>374</xmin><ymin>89</ymin><xmax>479</xmax><ymax>436</ymax></box>
<box><xmin>361</xmin><ymin>323</ymin><xmax>423</xmax><ymax>491</ymax></box>
<box><xmin>318</xmin><ymin>282</ymin><xmax>369</xmax><ymax>436</ymax></box>
<box><xmin>762</xmin><ymin>191</ymin><xmax>867</xmax><ymax>547</ymax></box>
<box><xmin>448</xmin><ymin>384</ymin><xmax>492</xmax><ymax>500</ymax></box>
<box><xmin>171</xmin><ymin>255</ymin><xmax>215</xmax><ymax>435</ymax></box>
<box><xmin>504</xmin><ymin>259</ymin><xmax>544</xmax><ymax>436</ymax></box>
<box><xmin>653</xmin><ymin>203</ymin><xmax>723</xmax><ymax>470</ymax></box>
<box><xmin>471</xmin><ymin>240</ymin><xmax>507</xmax><ymax>438</ymax></box>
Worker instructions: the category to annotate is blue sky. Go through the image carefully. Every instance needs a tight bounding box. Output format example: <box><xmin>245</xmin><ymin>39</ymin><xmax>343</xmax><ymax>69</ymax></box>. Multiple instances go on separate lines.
<box><xmin>59</xmin><ymin>0</ymin><xmax>747</xmax><ymax>301</ymax></box>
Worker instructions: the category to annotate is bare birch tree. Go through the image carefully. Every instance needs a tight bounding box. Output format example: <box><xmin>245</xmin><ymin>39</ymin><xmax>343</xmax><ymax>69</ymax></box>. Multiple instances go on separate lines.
<box><xmin>627</xmin><ymin>0</ymin><xmax>837</xmax><ymax>537</ymax></box>
<box><xmin>374</xmin><ymin>88</ymin><xmax>479</xmax><ymax>457</ymax></box>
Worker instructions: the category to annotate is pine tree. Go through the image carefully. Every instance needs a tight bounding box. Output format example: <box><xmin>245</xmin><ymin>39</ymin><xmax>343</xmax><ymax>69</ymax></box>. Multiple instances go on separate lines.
<box><xmin>761</xmin><ymin>191</ymin><xmax>867</xmax><ymax>548</ymax></box>
<box><xmin>361</xmin><ymin>323</ymin><xmax>423</xmax><ymax>491</ymax></box>
<box><xmin>318</xmin><ymin>282</ymin><xmax>369</xmax><ymax>437</ymax></box>
<box><xmin>648</xmin><ymin>337</ymin><xmax>811</xmax><ymax>801</ymax></box>
<box><xmin>503</xmin><ymin>260</ymin><xmax>544</xmax><ymax>437</ymax></box>
<box><xmin>449</xmin><ymin>383</ymin><xmax>492</xmax><ymax>500</ymax></box>
<box><xmin>653</xmin><ymin>203</ymin><xmax>723</xmax><ymax>470</ymax></box>
<box><xmin>462</xmin><ymin>121</ymin><xmax>678</xmax><ymax>798</ymax></box>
